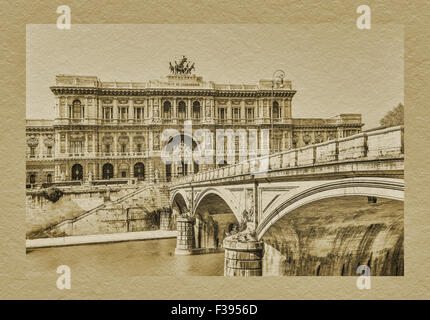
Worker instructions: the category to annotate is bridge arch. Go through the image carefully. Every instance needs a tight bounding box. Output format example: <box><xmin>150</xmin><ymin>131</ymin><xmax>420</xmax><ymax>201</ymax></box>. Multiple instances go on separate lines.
<box><xmin>170</xmin><ymin>189</ymin><xmax>189</xmax><ymax>215</ymax></box>
<box><xmin>193</xmin><ymin>188</ymin><xmax>241</xmax><ymax>249</ymax></box>
<box><xmin>193</xmin><ymin>187</ymin><xmax>241</xmax><ymax>221</ymax></box>
<box><xmin>257</xmin><ymin>177</ymin><xmax>404</xmax><ymax>240</ymax></box>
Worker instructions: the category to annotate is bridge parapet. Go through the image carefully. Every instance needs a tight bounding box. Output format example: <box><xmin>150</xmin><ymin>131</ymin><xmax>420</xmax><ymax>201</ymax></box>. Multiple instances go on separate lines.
<box><xmin>171</xmin><ymin>125</ymin><xmax>404</xmax><ymax>186</ymax></box>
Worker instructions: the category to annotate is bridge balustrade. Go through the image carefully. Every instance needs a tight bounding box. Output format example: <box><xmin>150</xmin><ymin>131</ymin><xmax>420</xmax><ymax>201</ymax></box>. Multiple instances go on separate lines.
<box><xmin>338</xmin><ymin>133</ymin><xmax>367</xmax><ymax>160</ymax></box>
<box><xmin>315</xmin><ymin>139</ymin><xmax>337</xmax><ymax>163</ymax></box>
<box><xmin>169</xmin><ymin>126</ymin><xmax>403</xmax><ymax>186</ymax></box>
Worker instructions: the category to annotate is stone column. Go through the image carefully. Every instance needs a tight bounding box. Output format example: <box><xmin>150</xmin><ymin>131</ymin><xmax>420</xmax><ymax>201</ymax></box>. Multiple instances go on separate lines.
<box><xmin>187</xmin><ymin>98</ymin><xmax>192</xmax><ymax>120</ymax></box>
<box><xmin>113</xmin><ymin>133</ymin><xmax>118</xmax><ymax>154</ymax></box>
<box><xmin>128</xmin><ymin>99</ymin><xmax>134</xmax><ymax>123</ymax></box>
<box><xmin>240</xmin><ymin>100</ymin><xmax>246</xmax><ymax>123</ymax></box>
<box><xmin>84</xmin><ymin>97</ymin><xmax>89</xmax><ymax>123</ymax></box>
<box><xmin>113</xmin><ymin>98</ymin><xmax>118</xmax><ymax>123</ymax></box>
<box><xmin>175</xmin><ymin>216</ymin><xmax>195</xmax><ymax>255</ymax></box>
<box><xmin>65</xmin><ymin>133</ymin><xmax>69</xmax><ymax>154</ymax></box>
<box><xmin>227</xmin><ymin>100</ymin><xmax>232</xmax><ymax>124</ymax></box>
<box><xmin>64</xmin><ymin>96</ymin><xmax>68</xmax><ymax>119</ymax></box>
<box><xmin>172</xmin><ymin>98</ymin><xmax>177</xmax><ymax>123</ymax></box>
<box><xmin>223</xmin><ymin>235</ymin><xmax>264</xmax><ymax>276</ymax></box>
<box><xmin>55</xmin><ymin>97</ymin><xmax>61</xmax><ymax>119</ymax></box>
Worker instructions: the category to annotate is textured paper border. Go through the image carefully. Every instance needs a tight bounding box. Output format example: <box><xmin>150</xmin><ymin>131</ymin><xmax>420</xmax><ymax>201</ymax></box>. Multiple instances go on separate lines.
<box><xmin>0</xmin><ymin>0</ymin><xmax>429</xmax><ymax>299</ymax></box>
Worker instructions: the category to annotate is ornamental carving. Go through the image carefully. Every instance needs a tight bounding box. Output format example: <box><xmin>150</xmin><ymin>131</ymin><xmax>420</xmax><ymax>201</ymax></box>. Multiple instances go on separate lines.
<box><xmin>328</xmin><ymin>132</ymin><xmax>337</xmax><ymax>140</ymax></box>
<box><xmin>153</xmin><ymin>132</ymin><xmax>160</xmax><ymax>150</ymax></box>
<box><xmin>43</xmin><ymin>134</ymin><xmax>55</xmax><ymax>146</ymax></box>
<box><xmin>315</xmin><ymin>132</ymin><xmax>324</xmax><ymax>143</ymax></box>
<box><xmin>69</xmin><ymin>132</ymin><xmax>85</xmax><ymax>141</ymax></box>
<box><xmin>303</xmin><ymin>133</ymin><xmax>312</xmax><ymax>144</ymax></box>
<box><xmin>292</xmin><ymin>133</ymin><xmax>299</xmax><ymax>144</ymax></box>
<box><xmin>27</xmin><ymin>134</ymin><xmax>38</xmax><ymax>147</ymax></box>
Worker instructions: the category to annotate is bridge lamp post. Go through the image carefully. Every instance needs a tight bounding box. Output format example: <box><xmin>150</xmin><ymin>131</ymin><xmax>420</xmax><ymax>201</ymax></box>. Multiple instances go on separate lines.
<box><xmin>271</xmin><ymin>69</ymin><xmax>285</xmax><ymax>153</ymax></box>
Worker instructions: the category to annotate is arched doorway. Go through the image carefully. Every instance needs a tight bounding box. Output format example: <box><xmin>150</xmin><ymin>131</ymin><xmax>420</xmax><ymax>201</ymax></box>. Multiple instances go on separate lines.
<box><xmin>134</xmin><ymin>162</ymin><xmax>145</xmax><ymax>180</ymax></box>
<box><xmin>71</xmin><ymin>164</ymin><xmax>83</xmax><ymax>180</ymax></box>
<box><xmin>102</xmin><ymin>163</ymin><xmax>114</xmax><ymax>180</ymax></box>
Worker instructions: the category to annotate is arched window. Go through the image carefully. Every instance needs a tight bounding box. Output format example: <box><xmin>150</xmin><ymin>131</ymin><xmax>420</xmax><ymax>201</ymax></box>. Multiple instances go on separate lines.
<box><xmin>72</xmin><ymin>100</ymin><xmax>82</xmax><ymax>119</ymax></box>
<box><xmin>133</xmin><ymin>162</ymin><xmax>145</xmax><ymax>181</ymax></box>
<box><xmin>71</xmin><ymin>164</ymin><xmax>83</xmax><ymax>180</ymax></box>
<box><xmin>193</xmin><ymin>101</ymin><xmax>200</xmax><ymax>119</ymax></box>
<box><xmin>102</xmin><ymin>163</ymin><xmax>114</xmax><ymax>180</ymax></box>
<box><xmin>178</xmin><ymin>101</ymin><xmax>186</xmax><ymax>119</ymax></box>
<box><xmin>163</xmin><ymin>101</ymin><xmax>172</xmax><ymax>119</ymax></box>
<box><xmin>272</xmin><ymin>101</ymin><xmax>280</xmax><ymax>119</ymax></box>
<box><xmin>30</xmin><ymin>174</ymin><xmax>36</xmax><ymax>184</ymax></box>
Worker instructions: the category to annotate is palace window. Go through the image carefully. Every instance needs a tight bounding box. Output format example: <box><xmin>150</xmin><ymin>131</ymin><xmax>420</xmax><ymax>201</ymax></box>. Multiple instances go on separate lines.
<box><xmin>272</xmin><ymin>101</ymin><xmax>280</xmax><ymax>119</ymax></box>
<box><xmin>247</xmin><ymin>108</ymin><xmax>254</xmax><ymax>121</ymax></box>
<box><xmin>29</xmin><ymin>174</ymin><xmax>36</xmax><ymax>184</ymax></box>
<box><xmin>272</xmin><ymin>134</ymin><xmax>282</xmax><ymax>152</ymax></box>
<box><xmin>105</xmin><ymin>144</ymin><xmax>110</xmax><ymax>153</ymax></box>
<box><xmin>47</xmin><ymin>146</ymin><xmax>52</xmax><ymax>157</ymax></box>
<box><xmin>46</xmin><ymin>174</ymin><xmax>52</xmax><ymax>183</ymax></box>
<box><xmin>135</xmin><ymin>107</ymin><xmax>143</xmax><ymax>120</ymax></box>
<box><xmin>163</xmin><ymin>101</ymin><xmax>172</xmax><ymax>119</ymax></box>
<box><xmin>72</xmin><ymin>100</ymin><xmax>82</xmax><ymax>119</ymax></box>
<box><xmin>178</xmin><ymin>101</ymin><xmax>186</xmax><ymax>119</ymax></box>
<box><xmin>233</xmin><ymin>108</ymin><xmax>240</xmax><ymax>122</ymax></box>
<box><xmin>218</xmin><ymin>107</ymin><xmax>226</xmax><ymax>121</ymax></box>
<box><xmin>30</xmin><ymin>146</ymin><xmax>35</xmax><ymax>158</ymax></box>
<box><xmin>193</xmin><ymin>101</ymin><xmax>200</xmax><ymax>119</ymax></box>
<box><xmin>104</xmin><ymin>107</ymin><xmax>112</xmax><ymax>120</ymax></box>
<box><xmin>137</xmin><ymin>144</ymin><xmax>142</xmax><ymax>152</ymax></box>
<box><xmin>120</xmin><ymin>107</ymin><xmax>128</xmax><ymax>120</ymax></box>
<box><xmin>121</xmin><ymin>144</ymin><xmax>127</xmax><ymax>153</ymax></box>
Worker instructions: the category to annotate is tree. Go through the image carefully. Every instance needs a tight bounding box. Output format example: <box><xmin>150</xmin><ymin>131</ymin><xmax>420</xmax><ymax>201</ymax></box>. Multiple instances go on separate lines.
<box><xmin>380</xmin><ymin>103</ymin><xmax>404</xmax><ymax>127</ymax></box>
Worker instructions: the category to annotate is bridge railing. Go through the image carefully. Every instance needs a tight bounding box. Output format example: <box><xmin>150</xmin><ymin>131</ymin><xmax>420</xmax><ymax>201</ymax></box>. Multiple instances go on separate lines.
<box><xmin>171</xmin><ymin>125</ymin><xmax>404</xmax><ymax>185</ymax></box>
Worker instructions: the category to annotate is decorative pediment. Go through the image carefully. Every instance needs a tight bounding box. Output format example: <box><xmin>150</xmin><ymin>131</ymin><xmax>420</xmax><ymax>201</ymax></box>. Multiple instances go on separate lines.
<box><xmin>102</xmin><ymin>135</ymin><xmax>114</xmax><ymax>144</ymax></box>
<box><xmin>118</xmin><ymin>135</ymin><xmax>130</xmax><ymax>144</ymax></box>
<box><xmin>231</xmin><ymin>99</ymin><xmax>241</xmax><ymax>105</ymax></box>
<box><xmin>134</xmin><ymin>135</ymin><xmax>145</xmax><ymax>144</ymax></box>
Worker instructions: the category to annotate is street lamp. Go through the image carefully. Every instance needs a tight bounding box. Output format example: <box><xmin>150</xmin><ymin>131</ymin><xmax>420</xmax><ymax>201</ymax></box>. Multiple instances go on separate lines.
<box><xmin>271</xmin><ymin>70</ymin><xmax>286</xmax><ymax>153</ymax></box>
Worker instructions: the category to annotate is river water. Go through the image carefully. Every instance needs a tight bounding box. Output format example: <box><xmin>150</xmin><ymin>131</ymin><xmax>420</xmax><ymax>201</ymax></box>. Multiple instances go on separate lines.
<box><xmin>26</xmin><ymin>238</ymin><xmax>225</xmax><ymax>276</ymax></box>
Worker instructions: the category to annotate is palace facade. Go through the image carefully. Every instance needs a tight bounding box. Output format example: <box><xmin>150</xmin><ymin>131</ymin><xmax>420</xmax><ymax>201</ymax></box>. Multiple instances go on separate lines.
<box><xmin>26</xmin><ymin>69</ymin><xmax>363</xmax><ymax>188</ymax></box>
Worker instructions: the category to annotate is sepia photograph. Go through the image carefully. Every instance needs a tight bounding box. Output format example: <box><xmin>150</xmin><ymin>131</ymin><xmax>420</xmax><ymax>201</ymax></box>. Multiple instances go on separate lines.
<box><xmin>24</xmin><ymin>23</ymin><xmax>404</xmax><ymax>278</ymax></box>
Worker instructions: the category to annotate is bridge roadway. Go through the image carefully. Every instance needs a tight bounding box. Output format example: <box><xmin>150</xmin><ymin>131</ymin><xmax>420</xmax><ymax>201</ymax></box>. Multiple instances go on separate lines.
<box><xmin>168</xmin><ymin>126</ymin><xmax>404</xmax><ymax>276</ymax></box>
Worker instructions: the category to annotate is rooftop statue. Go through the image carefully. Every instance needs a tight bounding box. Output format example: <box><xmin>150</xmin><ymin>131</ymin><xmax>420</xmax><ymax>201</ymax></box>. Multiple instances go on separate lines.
<box><xmin>169</xmin><ymin>56</ymin><xmax>195</xmax><ymax>75</ymax></box>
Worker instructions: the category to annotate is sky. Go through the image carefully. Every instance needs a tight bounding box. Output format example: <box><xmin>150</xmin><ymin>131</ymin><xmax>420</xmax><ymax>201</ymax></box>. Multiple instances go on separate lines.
<box><xmin>26</xmin><ymin>24</ymin><xmax>403</xmax><ymax>129</ymax></box>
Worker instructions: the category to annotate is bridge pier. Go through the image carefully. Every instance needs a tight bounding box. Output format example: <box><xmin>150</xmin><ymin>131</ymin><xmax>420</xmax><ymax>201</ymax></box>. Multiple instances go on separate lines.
<box><xmin>223</xmin><ymin>234</ymin><xmax>264</xmax><ymax>276</ymax></box>
<box><xmin>174</xmin><ymin>215</ymin><xmax>195</xmax><ymax>255</ymax></box>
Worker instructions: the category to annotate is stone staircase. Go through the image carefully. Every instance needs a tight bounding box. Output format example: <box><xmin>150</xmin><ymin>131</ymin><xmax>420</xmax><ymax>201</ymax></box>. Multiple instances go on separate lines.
<box><xmin>31</xmin><ymin>183</ymin><xmax>169</xmax><ymax>239</ymax></box>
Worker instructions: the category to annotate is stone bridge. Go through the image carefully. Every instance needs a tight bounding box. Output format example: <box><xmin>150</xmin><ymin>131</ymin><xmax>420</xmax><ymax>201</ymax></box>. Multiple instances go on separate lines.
<box><xmin>168</xmin><ymin>126</ymin><xmax>404</xmax><ymax>276</ymax></box>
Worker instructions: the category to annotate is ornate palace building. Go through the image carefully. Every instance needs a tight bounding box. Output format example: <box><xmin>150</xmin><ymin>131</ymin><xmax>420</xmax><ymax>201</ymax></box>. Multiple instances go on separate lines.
<box><xmin>26</xmin><ymin>58</ymin><xmax>363</xmax><ymax>188</ymax></box>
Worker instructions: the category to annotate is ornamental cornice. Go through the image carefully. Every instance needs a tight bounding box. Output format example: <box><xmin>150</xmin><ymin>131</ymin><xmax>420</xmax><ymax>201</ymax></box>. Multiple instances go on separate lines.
<box><xmin>50</xmin><ymin>86</ymin><xmax>297</xmax><ymax>98</ymax></box>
